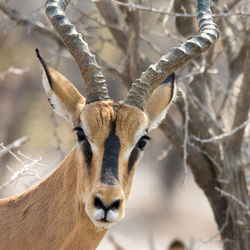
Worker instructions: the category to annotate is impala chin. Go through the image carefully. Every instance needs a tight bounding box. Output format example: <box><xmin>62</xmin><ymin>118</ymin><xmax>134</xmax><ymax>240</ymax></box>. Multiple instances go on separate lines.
<box><xmin>86</xmin><ymin>208</ymin><xmax>125</xmax><ymax>229</ymax></box>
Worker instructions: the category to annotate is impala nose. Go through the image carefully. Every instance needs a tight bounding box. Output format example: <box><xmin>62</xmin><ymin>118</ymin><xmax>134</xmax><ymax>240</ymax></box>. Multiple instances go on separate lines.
<box><xmin>93</xmin><ymin>195</ymin><xmax>122</xmax><ymax>223</ymax></box>
<box><xmin>93</xmin><ymin>195</ymin><xmax>124</xmax><ymax>224</ymax></box>
<box><xmin>94</xmin><ymin>196</ymin><xmax>121</xmax><ymax>211</ymax></box>
<box><xmin>86</xmin><ymin>186</ymin><xmax>125</xmax><ymax>228</ymax></box>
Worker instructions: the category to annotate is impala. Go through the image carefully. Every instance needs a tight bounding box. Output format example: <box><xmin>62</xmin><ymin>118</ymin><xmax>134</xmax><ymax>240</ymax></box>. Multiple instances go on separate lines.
<box><xmin>0</xmin><ymin>0</ymin><xmax>219</xmax><ymax>249</ymax></box>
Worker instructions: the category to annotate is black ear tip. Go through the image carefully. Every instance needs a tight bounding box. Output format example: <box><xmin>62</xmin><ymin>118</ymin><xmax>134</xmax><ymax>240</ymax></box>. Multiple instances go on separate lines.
<box><xmin>35</xmin><ymin>48</ymin><xmax>47</xmax><ymax>65</ymax></box>
<box><xmin>35</xmin><ymin>48</ymin><xmax>52</xmax><ymax>86</ymax></box>
<box><xmin>162</xmin><ymin>72</ymin><xmax>175</xmax><ymax>85</ymax></box>
<box><xmin>35</xmin><ymin>48</ymin><xmax>40</xmax><ymax>57</ymax></box>
<box><xmin>35</xmin><ymin>48</ymin><xmax>43</xmax><ymax>63</ymax></box>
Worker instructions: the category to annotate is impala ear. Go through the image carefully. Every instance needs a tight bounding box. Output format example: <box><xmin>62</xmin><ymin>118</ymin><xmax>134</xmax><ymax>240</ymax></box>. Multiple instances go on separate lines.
<box><xmin>145</xmin><ymin>73</ymin><xmax>176</xmax><ymax>131</ymax></box>
<box><xmin>36</xmin><ymin>49</ymin><xmax>85</xmax><ymax>126</ymax></box>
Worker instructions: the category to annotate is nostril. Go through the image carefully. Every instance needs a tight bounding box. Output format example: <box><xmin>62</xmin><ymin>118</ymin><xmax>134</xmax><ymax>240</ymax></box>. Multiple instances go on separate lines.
<box><xmin>93</xmin><ymin>196</ymin><xmax>121</xmax><ymax>211</ymax></box>
<box><xmin>94</xmin><ymin>196</ymin><xmax>105</xmax><ymax>209</ymax></box>
<box><xmin>109</xmin><ymin>199</ymin><xmax>121</xmax><ymax>210</ymax></box>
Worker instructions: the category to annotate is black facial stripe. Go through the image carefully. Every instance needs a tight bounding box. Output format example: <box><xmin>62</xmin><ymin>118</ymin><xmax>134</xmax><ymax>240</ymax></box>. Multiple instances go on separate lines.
<box><xmin>101</xmin><ymin>125</ymin><xmax>120</xmax><ymax>185</ymax></box>
<box><xmin>128</xmin><ymin>147</ymin><xmax>139</xmax><ymax>173</ymax></box>
<box><xmin>83</xmin><ymin>139</ymin><xmax>92</xmax><ymax>169</ymax></box>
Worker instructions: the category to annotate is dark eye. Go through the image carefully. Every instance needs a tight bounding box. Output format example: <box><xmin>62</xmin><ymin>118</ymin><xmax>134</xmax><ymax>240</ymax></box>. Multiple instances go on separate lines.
<box><xmin>74</xmin><ymin>127</ymin><xmax>86</xmax><ymax>142</ymax></box>
<box><xmin>137</xmin><ymin>135</ymin><xmax>150</xmax><ymax>150</ymax></box>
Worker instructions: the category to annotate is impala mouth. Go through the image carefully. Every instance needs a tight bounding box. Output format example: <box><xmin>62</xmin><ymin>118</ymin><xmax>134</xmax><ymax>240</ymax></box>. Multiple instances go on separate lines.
<box><xmin>92</xmin><ymin>217</ymin><xmax>115</xmax><ymax>229</ymax></box>
<box><xmin>98</xmin><ymin>218</ymin><xmax>109</xmax><ymax>223</ymax></box>
<box><xmin>85</xmin><ymin>207</ymin><xmax>117</xmax><ymax>229</ymax></box>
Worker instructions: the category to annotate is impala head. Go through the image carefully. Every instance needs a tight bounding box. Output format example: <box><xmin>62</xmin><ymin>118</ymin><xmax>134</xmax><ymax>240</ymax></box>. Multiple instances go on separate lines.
<box><xmin>40</xmin><ymin>0</ymin><xmax>219</xmax><ymax>229</ymax></box>
<box><xmin>36</xmin><ymin>48</ymin><xmax>175</xmax><ymax>229</ymax></box>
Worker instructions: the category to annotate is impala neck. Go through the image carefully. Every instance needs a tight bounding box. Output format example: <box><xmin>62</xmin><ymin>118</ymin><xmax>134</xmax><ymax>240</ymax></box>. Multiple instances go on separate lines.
<box><xmin>40</xmin><ymin>146</ymin><xmax>108</xmax><ymax>249</ymax></box>
<box><xmin>1</xmin><ymin>146</ymin><xmax>107</xmax><ymax>250</ymax></box>
<box><xmin>54</xmin><ymin>146</ymin><xmax>108</xmax><ymax>249</ymax></box>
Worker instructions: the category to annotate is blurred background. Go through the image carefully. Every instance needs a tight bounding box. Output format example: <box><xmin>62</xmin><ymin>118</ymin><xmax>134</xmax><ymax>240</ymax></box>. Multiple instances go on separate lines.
<box><xmin>0</xmin><ymin>0</ymin><xmax>249</xmax><ymax>249</ymax></box>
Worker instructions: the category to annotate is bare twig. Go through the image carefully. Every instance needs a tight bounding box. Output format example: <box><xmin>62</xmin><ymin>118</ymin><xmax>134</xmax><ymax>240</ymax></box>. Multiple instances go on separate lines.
<box><xmin>0</xmin><ymin>145</ymin><xmax>42</xmax><ymax>191</ymax></box>
<box><xmin>0</xmin><ymin>3</ymin><xmax>64</xmax><ymax>47</ymax></box>
<box><xmin>0</xmin><ymin>67</ymin><xmax>29</xmax><ymax>81</ymax></box>
<box><xmin>188</xmin><ymin>141</ymin><xmax>223</xmax><ymax>173</ymax></box>
<box><xmin>17</xmin><ymin>151</ymin><xmax>45</xmax><ymax>167</ymax></box>
<box><xmin>140</xmin><ymin>34</ymin><xmax>163</xmax><ymax>56</ymax></box>
<box><xmin>215</xmin><ymin>187</ymin><xmax>249</xmax><ymax>211</ymax></box>
<box><xmin>72</xmin><ymin>3</ymin><xmax>124</xmax><ymax>31</ymax></box>
<box><xmin>0</xmin><ymin>137</ymin><xmax>29</xmax><ymax>158</ymax></box>
<box><xmin>110</xmin><ymin>0</ymin><xmax>250</xmax><ymax>17</ymax></box>
<box><xmin>192</xmin><ymin>117</ymin><xmax>250</xmax><ymax>144</ymax></box>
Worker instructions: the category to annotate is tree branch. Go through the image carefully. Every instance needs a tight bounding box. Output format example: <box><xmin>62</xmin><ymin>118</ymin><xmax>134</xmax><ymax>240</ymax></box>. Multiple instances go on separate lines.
<box><xmin>229</xmin><ymin>40</ymin><xmax>250</xmax><ymax>155</ymax></box>
<box><xmin>111</xmin><ymin>0</ymin><xmax>250</xmax><ymax>17</ymax></box>
<box><xmin>0</xmin><ymin>147</ymin><xmax>42</xmax><ymax>192</ymax></box>
<box><xmin>95</xmin><ymin>1</ymin><xmax>128</xmax><ymax>52</ymax></box>
<box><xmin>0</xmin><ymin>3</ymin><xmax>64</xmax><ymax>47</ymax></box>
<box><xmin>192</xmin><ymin>117</ymin><xmax>250</xmax><ymax>144</ymax></box>
<box><xmin>126</xmin><ymin>3</ymin><xmax>141</xmax><ymax>81</ymax></box>
<box><xmin>0</xmin><ymin>137</ymin><xmax>29</xmax><ymax>158</ymax></box>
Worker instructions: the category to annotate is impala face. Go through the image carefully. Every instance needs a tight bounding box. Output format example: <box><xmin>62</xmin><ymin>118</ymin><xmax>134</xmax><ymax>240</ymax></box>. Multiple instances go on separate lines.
<box><xmin>77</xmin><ymin>102</ymin><xmax>149</xmax><ymax>228</ymax></box>
<box><xmin>38</xmin><ymin>51</ymin><xmax>175</xmax><ymax>229</ymax></box>
<box><xmin>39</xmin><ymin>0</ymin><xmax>218</xmax><ymax>234</ymax></box>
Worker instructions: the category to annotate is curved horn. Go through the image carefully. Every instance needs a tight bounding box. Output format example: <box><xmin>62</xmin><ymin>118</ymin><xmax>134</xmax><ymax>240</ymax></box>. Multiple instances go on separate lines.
<box><xmin>45</xmin><ymin>0</ymin><xmax>110</xmax><ymax>104</ymax></box>
<box><xmin>124</xmin><ymin>0</ymin><xmax>219</xmax><ymax>110</ymax></box>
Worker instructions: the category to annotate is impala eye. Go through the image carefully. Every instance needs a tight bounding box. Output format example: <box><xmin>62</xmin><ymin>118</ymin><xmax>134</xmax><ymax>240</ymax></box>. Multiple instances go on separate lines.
<box><xmin>74</xmin><ymin>127</ymin><xmax>86</xmax><ymax>142</ymax></box>
<box><xmin>137</xmin><ymin>135</ymin><xmax>150</xmax><ymax>150</ymax></box>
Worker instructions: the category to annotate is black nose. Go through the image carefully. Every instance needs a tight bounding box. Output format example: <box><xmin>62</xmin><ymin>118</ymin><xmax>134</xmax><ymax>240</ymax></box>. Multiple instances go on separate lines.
<box><xmin>94</xmin><ymin>196</ymin><xmax>121</xmax><ymax>211</ymax></box>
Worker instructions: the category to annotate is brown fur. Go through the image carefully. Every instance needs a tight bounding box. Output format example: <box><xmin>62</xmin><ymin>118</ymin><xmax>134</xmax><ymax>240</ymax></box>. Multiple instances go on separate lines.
<box><xmin>0</xmin><ymin>103</ymin><xmax>147</xmax><ymax>250</ymax></box>
<box><xmin>0</xmin><ymin>62</ymin><xmax>174</xmax><ymax>249</ymax></box>
<box><xmin>0</xmin><ymin>147</ymin><xmax>106</xmax><ymax>250</ymax></box>
<box><xmin>78</xmin><ymin>102</ymin><xmax>148</xmax><ymax>227</ymax></box>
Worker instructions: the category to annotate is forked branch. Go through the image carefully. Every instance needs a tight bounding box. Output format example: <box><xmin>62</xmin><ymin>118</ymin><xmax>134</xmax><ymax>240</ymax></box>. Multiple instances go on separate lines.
<box><xmin>0</xmin><ymin>3</ymin><xmax>64</xmax><ymax>47</ymax></box>
<box><xmin>0</xmin><ymin>137</ymin><xmax>29</xmax><ymax>158</ymax></box>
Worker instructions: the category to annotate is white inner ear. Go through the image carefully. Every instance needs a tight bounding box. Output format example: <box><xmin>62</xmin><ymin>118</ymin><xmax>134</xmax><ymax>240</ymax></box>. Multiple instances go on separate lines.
<box><xmin>148</xmin><ymin>104</ymin><xmax>172</xmax><ymax>131</ymax></box>
<box><xmin>42</xmin><ymin>71</ymin><xmax>71</xmax><ymax>121</ymax></box>
<box><xmin>148</xmin><ymin>87</ymin><xmax>177</xmax><ymax>131</ymax></box>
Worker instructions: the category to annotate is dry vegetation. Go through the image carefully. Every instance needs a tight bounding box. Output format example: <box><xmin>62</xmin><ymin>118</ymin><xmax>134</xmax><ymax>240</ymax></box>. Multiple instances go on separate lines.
<box><xmin>0</xmin><ymin>0</ymin><xmax>249</xmax><ymax>249</ymax></box>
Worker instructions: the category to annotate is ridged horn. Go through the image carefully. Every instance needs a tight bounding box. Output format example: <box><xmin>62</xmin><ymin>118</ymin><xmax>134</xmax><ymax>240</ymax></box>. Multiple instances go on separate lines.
<box><xmin>45</xmin><ymin>0</ymin><xmax>110</xmax><ymax>104</ymax></box>
<box><xmin>124</xmin><ymin>0</ymin><xmax>219</xmax><ymax>110</ymax></box>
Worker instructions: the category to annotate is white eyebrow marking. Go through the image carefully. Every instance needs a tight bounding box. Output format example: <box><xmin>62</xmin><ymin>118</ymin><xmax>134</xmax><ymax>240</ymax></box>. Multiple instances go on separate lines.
<box><xmin>123</xmin><ymin>122</ymin><xmax>147</xmax><ymax>160</ymax></box>
<box><xmin>79</xmin><ymin>117</ymin><xmax>99</xmax><ymax>155</ymax></box>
